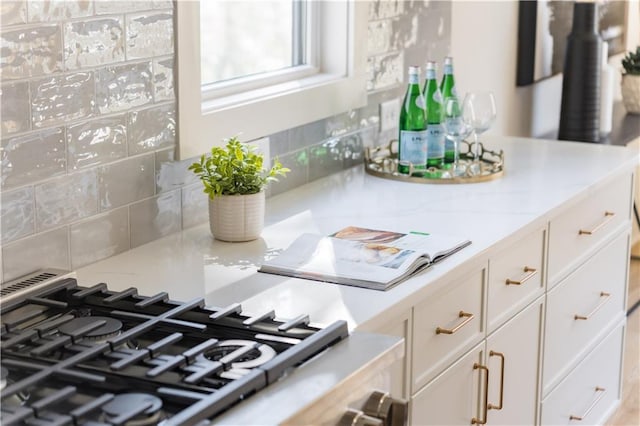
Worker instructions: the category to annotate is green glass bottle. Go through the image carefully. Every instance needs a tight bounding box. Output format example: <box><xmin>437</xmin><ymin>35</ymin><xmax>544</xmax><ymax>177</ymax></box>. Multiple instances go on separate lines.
<box><xmin>423</xmin><ymin>61</ymin><xmax>444</xmax><ymax>168</ymax></box>
<box><xmin>440</xmin><ymin>56</ymin><xmax>458</xmax><ymax>164</ymax></box>
<box><xmin>398</xmin><ymin>66</ymin><xmax>427</xmax><ymax>174</ymax></box>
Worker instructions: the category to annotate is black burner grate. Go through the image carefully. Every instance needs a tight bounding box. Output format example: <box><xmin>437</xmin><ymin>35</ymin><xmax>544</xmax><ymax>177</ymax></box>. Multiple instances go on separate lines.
<box><xmin>0</xmin><ymin>277</ymin><xmax>348</xmax><ymax>426</ymax></box>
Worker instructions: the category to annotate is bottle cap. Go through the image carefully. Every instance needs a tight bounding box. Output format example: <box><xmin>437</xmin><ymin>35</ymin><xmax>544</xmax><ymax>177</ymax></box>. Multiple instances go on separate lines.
<box><xmin>408</xmin><ymin>65</ymin><xmax>420</xmax><ymax>75</ymax></box>
<box><xmin>444</xmin><ymin>56</ymin><xmax>453</xmax><ymax>65</ymax></box>
<box><xmin>426</xmin><ymin>61</ymin><xmax>436</xmax><ymax>70</ymax></box>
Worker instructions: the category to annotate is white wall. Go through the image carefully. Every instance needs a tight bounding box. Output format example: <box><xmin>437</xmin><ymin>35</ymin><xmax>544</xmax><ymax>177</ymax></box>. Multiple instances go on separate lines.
<box><xmin>451</xmin><ymin>0</ymin><xmax>640</xmax><ymax>139</ymax></box>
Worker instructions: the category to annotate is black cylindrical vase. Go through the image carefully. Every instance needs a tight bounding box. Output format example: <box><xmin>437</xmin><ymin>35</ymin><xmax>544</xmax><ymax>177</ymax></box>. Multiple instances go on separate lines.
<box><xmin>558</xmin><ymin>1</ymin><xmax>602</xmax><ymax>143</ymax></box>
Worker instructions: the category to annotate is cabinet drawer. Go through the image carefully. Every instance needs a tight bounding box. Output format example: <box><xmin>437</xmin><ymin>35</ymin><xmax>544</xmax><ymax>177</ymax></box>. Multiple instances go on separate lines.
<box><xmin>543</xmin><ymin>231</ymin><xmax>628</xmax><ymax>395</ymax></box>
<box><xmin>412</xmin><ymin>267</ymin><xmax>485</xmax><ymax>390</ymax></box>
<box><xmin>487</xmin><ymin>227</ymin><xmax>545</xmax><ymax>333</ymax></box>
<box><xmin>541</xmin><ymin>323</ymin><xmax>624</xmax><ymax>426</ymax></box>
<box><xmin>548</xmin><ymin>172</ymin><xmax>632</xmax><ymax>288</ymax></box>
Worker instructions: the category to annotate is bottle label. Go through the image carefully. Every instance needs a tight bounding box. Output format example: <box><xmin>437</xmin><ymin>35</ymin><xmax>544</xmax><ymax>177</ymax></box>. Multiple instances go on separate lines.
<box><xmin>399</xmin><ymin>130</ymin><xmax>428</xmax><ymax>166</ymax></box>
<box><xmin>432</xmin><ymin>90</ymin><xmax>443</xmax><ymax>104</ymax></box>
<box><xmin>451</xmin><ymin>84</ymin><xmax>458</xmax><ymax>98</ymax></box>
<box><xmin>415</xmin><ymin>96</ymin><xmax>426</xmax><ymax>109</ymax></box>
<box><xmin>409</xmin><ymin>73</ymin><xmax>419</xmax><ymax>84</ymax></box>
<box><xmin>426</xmin><ymin>124</ymin><xmax>444</xmax><ymax>159</ymax></box>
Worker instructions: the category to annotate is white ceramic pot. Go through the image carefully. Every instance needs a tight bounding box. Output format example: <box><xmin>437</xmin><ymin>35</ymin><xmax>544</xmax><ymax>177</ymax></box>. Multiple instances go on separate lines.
<box><xmin>621</xmin><ymin>74</ymin><xmax>640</xmax><ymax>115</ymax></box>
<box><xmin>208</xmin><ymin>191</ymin><xmax>265</xmax><ymax>242</ymax></box>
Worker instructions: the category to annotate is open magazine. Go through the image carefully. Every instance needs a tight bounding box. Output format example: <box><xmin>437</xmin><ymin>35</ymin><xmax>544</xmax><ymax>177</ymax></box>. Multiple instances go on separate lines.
<box><xmin>258</xmin><ymin>226</ymin><xmax>472</xmax><ymax>291</ymax></box>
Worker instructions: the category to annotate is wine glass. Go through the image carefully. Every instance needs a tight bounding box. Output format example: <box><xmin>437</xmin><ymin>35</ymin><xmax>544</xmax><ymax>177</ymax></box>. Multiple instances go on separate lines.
<box><xmin>443</xmin><ymin>97</ymin><xmax>471</xmax><ymax>176</ymax></box>
<box><xmin>461</xmin><ymin>91</ymin><xmax>497</xmax><ymax>169</ymax></box>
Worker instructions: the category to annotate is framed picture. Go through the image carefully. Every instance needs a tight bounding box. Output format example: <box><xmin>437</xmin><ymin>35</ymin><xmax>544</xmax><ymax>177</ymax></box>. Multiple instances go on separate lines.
<box><xmin>516</xmin><ymin>0</ymin><xmax>627</xmax><ymax>86</ymax></box>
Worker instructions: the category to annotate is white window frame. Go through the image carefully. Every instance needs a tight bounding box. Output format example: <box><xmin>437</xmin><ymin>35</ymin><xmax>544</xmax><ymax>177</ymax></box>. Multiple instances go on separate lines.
<box><xmin>176</xmin><ymin>0</ymin><xmax>368</xmax><ymax>160</ymax></box>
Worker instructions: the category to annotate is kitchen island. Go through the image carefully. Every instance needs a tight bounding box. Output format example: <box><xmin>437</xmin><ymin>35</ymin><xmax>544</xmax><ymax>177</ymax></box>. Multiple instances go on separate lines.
<box><xmin>77</xmin><ymin>136</ymin><xmax>638</xmax><ymax>425</ymax></box>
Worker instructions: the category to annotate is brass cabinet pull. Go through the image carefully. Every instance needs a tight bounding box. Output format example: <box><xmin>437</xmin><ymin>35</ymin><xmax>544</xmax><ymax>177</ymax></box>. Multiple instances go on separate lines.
<box><xmin>578</xmin><ymin>211</ymin><xmax>615</xmax><ymax>235</ymax></box>
<box><xmin>488</xmin><ymin>351</ymin><xmax>505</xmax><ymax>410</ymax></box>
<box><xmin>569</xmin><ymin>387</ymin><xmax>606</xmax><ymax>421</ymax></box>
<box><xmin>472</xmin><ymin>363</ymin><xmax>489</xmax><ymax>425</ymax></box>
<box><xmin>574</xmin><ymin>292</ymin><xmax>611</xmax><ymax>320</ymax></box>
<box><xmin>435</xmin><ymin>311</ymin><xmax>474</xmax><ymax>335</ymax></box>
<box><xmin>505</xmin><ymin>266</ymin><xmax>538</xmax><ymax>285</ymax></box>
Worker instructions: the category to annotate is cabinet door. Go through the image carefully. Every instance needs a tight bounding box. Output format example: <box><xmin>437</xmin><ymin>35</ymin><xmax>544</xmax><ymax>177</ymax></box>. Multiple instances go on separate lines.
<box><xmin>376</xmin><ymin>309</ymin><xmax>412</xmax><ymax>400</ymax></box>
<box><xmin>412</xmin><ymin>342</ymin><xmax>486</xmax><ymax>425</ymax></box>
<box><xmin>485</xmin><ymin>298</ymin><xmax>544</xmax><ymax>426</ymax></box>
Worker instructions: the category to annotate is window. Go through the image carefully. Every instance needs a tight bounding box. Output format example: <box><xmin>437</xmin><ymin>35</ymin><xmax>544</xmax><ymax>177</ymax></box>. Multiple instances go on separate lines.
<box><xmin>176</xmin><ymin>0</ymin><xmax>367</xmax><ymax>159</ymax></box>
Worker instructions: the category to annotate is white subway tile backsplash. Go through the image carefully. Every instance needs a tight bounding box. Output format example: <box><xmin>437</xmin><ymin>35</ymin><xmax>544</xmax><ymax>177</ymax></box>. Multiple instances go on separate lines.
<box><xmin>95</xmin><ymin>0</ymin><xmax>154</xmax><ymax>15</ymax></box>
<box><xmin>98</xmin><ymin>153</ymin><xmax>155</xmax><ymax>211</ymax></box>
<box><xmin>153</xmin><ymin>56</ymin><xmax>174</xmax><ymax>101</ymax></box>
<box><xmin>368</xmin><ymin>19</ymin><xmax>394</xmax><ymax>55</ymax></box>
<box><xmin>0</xmin><ymin>24</ymin><xmax>62</xmax><ymax>79</ymax></box>
<box><xmin>96</xmin><ymin>61</ymin><xmax>153</xmax><ymax>113</ymax></box>
<box><xmin>126</xmin><ymin>11</ymin><xmax>173</xmax><ymax>60</ymax></box>
<box><xmin>181</xmin><ymin>182</ymin><xmax>208</xmax><ymax>229</ymax></box>
<box><xmin>155</xmin><ymin>148</ymin><xmax>199</xmax><ymax>194</ymax></box>
<box><xmin>367</xmin><ymin>52</ymin><xmax>403</xmax><ymax>91</ymax></box>
<box><xmin>129</xmin><ymin>190</ymin><xmax>181</xmax><ymax>248</ymax></box>
<box><xmin>1</xmin><ymin>186</ymin><xmax>34</xmax><ymax>244</ymax></box>
<box><xmin>31</xmin><ymin>72</ymin><xmax>95</xmax><ymax>128</ymax></box>
<box><xmin>28</xmin><ymin>0</ymin><xmax>92</xmax><ymax>22</ymax></box>
<box><xmin>2</xmin><ymin>226</ymin><xmax>69</xmax><ymax>282</ymax></box>
<box><xmin>1</xmin><ymin>127</ymin><xmax>66</xmax><ymax>189</ymax></box>
<box><xmin>1</xmin><ymin>80</ymin><xmax>30</xmax><ymax>134</ymax></box>
<box><xmin>35</xmin><ymin>169</ymin><xmax>98</xmax><ymax>231</ymax></box>
<box><xmin>369</xmin><ymin>0</ymin><xmax>404</xmax><ymax>21</ymax></box>
<box><xmin>1</xmin><ymin>1</ymin><xmax>27</xmax><ymax>26</ymax></box>
<box><xmin>127</xmin><ymin>102</ymin><xmax>175</xmax><ymax>154</ymax></box>
<box><xmin>70</xmin><ymin>207</ymin><xmax>129</xmax><ymax>269</ymax></box>
<box><xmin>64</xmin><ymin>17</ymin><xmax>125</xmax><ymax>70</ymax></box>
<box><xmin>67</xmin><ymin>116</ymin><xmax>127</xmax><ymax>170</ymax></box>
<box><xmin>0</xmin><ymin>0</ymin><xmax>452</xmax><ymax>282</ymax></box>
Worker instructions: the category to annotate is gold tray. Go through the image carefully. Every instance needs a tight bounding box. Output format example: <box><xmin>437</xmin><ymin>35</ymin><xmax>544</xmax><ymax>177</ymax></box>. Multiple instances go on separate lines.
<box><xmin>364</xmin><ymin>140</ymin><xmax>505</xmax><ymax>184</ymax></box>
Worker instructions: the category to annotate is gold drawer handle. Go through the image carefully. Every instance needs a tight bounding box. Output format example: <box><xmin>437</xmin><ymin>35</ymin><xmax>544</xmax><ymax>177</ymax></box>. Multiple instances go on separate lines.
<box><xmin>435</xmin><ymin>311</ymin><xmax>474</xmax><ymax>335</ymax></box>
<box><xmin>488</xmin><ymin>351</ymin><xmax>505</xmax><ymax>411</ymax></box>
<box><xmin>505</xmin><ymin>266</ymin><xmax>538</xmax><ymax>285</ymax></box>
<box><xmin>472</xmin><ymin>363</ymin><xmax>489</xmax><ymax>425</ymax></box>
<box><xmin>574</xmin><ymin>292</ymin><xmax>611</xmax><ymax>320</ymax></box>
<box><xmin>578</xmin><ymin>211</ymin><xmax>615</xmax><ymax>235</ymax></box>
<box><xmin>569</xmin><ymin>387</ymin><xmax>606</xmax><ymax>421</ymax></box>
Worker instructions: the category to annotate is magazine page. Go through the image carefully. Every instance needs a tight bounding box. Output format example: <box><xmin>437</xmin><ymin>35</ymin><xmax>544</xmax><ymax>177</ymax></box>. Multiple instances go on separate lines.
<box><xmin>259</xmin><ymin>233</ymin><xmax>425</xmax><ymax>286</ymax></box>
<box><xmin>331</xmin><ymin>226</ymin><xmax>470</xmax><ymax>261</ymax></box>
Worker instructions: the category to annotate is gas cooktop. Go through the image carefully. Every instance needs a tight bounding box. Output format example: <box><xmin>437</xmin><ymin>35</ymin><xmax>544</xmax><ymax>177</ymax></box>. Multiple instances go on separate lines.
<box><xmin>0</xmin><ymin>270</ymin><xmax>348</xmax><ymax>426</ymax></box>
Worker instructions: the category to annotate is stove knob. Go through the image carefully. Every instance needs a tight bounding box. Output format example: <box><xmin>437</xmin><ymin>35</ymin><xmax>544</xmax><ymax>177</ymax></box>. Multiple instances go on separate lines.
<box><xmin>339</xmin><ymin>409</ymin><xmax>384</xmax><ymax>426</ymax></box>
<box><xmin>363</xmin><ymin>391</ymin><xmax>408</xmax><ymax>426</ymax></box>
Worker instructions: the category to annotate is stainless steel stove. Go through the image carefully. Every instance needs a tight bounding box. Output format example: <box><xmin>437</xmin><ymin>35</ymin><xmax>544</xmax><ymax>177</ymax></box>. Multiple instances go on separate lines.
<box><xmin>0</xmin><ymin>270</ymin><xmax>349</xmax><ymax>426</ymax></box>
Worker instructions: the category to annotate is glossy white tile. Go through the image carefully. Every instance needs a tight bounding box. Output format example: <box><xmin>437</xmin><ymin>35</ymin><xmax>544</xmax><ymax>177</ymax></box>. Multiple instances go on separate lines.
<box><xmin>35</xmin><ymin>169</ymin><xmax>98</xmax><ymax>231</ymax></box>
<box><xmin>129</xmin><ymin>190</ymin><xmax>181</xmax><ymax>248</ymax></box>
<box><xmin>70</xmin><ymin>207</ymin><xmax>129</xmax><ymax>269</ymax></box>
<box><xmin>0</xmin><ymin>186</ymin><xmax>34</xmax><ymax>244</ymax></box>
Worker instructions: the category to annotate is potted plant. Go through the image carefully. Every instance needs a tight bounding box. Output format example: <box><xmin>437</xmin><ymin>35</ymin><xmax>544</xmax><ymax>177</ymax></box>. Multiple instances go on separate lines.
<box><xmin>621</xmin><ymin>46</ymin><xmax>640</xmax><ymax>115</ymax></box>
<box><xmin>189</xmin><ymin>136</ymin><xmax>289</xmax><ymax>242</ymax></box>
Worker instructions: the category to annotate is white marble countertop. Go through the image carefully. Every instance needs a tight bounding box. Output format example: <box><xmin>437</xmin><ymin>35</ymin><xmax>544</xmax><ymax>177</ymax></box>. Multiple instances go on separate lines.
<box><xmin>70</xmin><ymin>136</ymin><xmax>638</xmax><ymax>424</ymax></box>
<box><xmin>77</xmin><ymin>136</ymin><xmax>638</xmax><ymax>333</ymax></box>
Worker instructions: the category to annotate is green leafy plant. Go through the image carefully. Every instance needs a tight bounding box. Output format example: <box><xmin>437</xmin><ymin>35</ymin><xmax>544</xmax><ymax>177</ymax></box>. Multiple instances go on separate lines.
<box><xmin>622</xmin><ymin>46</ymin><xmax>640</xmax><ymax>75</ymax></box>
<box><xmin>189</xmin><ymin>136</ymin><xmax>290</xmax><ymax>199</ymax></box>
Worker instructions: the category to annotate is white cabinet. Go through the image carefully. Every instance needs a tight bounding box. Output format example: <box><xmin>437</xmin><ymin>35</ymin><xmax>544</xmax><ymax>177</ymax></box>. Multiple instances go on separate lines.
<box><xmin>541</xmin><ymin>323</ymin><xmax>624</xmax><ymax>426</ymax></box>
<box><xmin>412</xmin><ymin>342</ymin><xmax>485</xmax><ymax>425</ymax></box>
<box><xmin>409</xmin><ymin>169</ymin><xmax>633</xmax><ymax>426</ymax></box>
<box><xmin>412</xmin><ymin>267</ymin><xmax>485</xmax><ymax>390</ymax></box>
<box><xmin>411</xmin><ymin>297</ymin><xmax>543</xmax><ymax>426</ymax></box>
<box><xmin>543</xmin><ymin>231</ymin><xmax>629</xmax><ymax>395</ymax></box>
<box><xmin>485</xmin><ymin>298</ymin><xmax>543</xmax><ymax>425</ymax></box>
